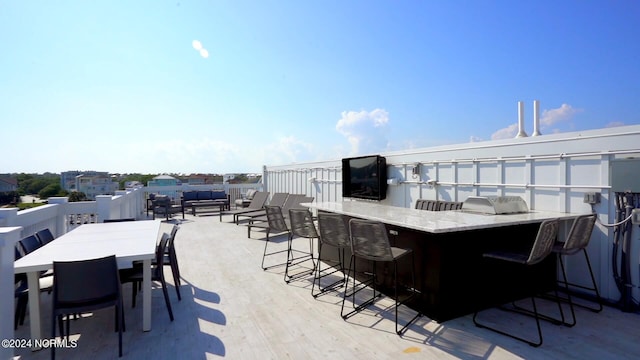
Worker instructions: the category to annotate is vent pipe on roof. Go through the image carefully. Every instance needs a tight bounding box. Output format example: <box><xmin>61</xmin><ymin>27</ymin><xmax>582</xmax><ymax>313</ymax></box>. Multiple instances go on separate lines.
<box><xmin>515</xmin><ymin>101</ymin><xmax>528</xmax><ymax>138</ymax></box>
<box><xmin>532</xmin><ymin>100</ymin><xmax>542</xmax><ymax>136</ymax></box>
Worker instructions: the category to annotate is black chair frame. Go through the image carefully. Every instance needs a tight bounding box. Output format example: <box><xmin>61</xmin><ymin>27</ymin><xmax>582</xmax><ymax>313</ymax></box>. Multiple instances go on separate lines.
<box><xmin>312</xmin><ymin>212</ymin><xmax>351</xmax><ymax>298</ymax></box>
<box><xmin>51</xmin><ymin>255</ymin><xmax>125</xmax><ymax>359</ymax></box>
<box><xmin>284</xmin><ymin>208</ymin><xmax>317</xmax><ymax>284</ymax></box>
<box><xmin>121</xmin><ymin>233</ymin><xmax>175</xmax><ymax>321</ymax></box>
<box><xmin>164</xmin><ymin>225</ymin><xmax>182</xmax><ymax>301</ymax></box>
<box><xmin>341</xmin><ymin>219</ymin><xmax>422</xmax><ymax>336</ymax></box>
<box><xmin>261</xmin><ymin>206</ymin><xmax>292</xmax><ymax>271</ymax></box>
<box><xmin>545</xmin><ymin>214</ymin><xmax>602</xmax><ymax>327</ymax></box>
<box><xmin>473</xmin><ymin>219</ymin><xmax>565</xmax><ymax>347</ymax></box>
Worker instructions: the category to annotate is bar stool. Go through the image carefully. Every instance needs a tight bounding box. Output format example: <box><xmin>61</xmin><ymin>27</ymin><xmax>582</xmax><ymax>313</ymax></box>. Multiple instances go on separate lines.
<box><xmin>261</xmin><ymin>205</ymin><xmax>292</xmax><ymax>271</ymax></box>
<box><xmin>473</xmin><ymin>219</ymin><xmax>562</xmax><ymax>347</ymax></box>
<box><xmin>312</xmin><ymin>212</ymin><xmax>351</xmax><ymax>298</ymax></box>
<box><xmin>286</xmin><ymin>208</ymin><xmax>317</xmax><ymax>284</ymax></box>
<box><xmin>342</xmin><ymin>218</ymin><xmax>422</xmax><ymax>335</ymax></box>
<box><xmin>552</xmin><ymin>214</ymin><xmax>602</xmax><ymax>326</ymax></box>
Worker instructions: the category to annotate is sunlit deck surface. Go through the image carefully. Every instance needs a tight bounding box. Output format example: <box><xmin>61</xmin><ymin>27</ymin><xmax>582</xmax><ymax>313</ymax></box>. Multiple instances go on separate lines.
<box><xmin>14</xmin><ymin>212</ymin><xmax>640</xmax><ymax>360</ymax></box>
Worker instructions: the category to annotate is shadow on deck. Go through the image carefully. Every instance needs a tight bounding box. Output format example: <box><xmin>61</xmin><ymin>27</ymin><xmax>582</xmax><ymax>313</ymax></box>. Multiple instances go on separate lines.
<box><xmin>13</xmin><ymin>213</ymin><xmax>640</xmax><ymax>359</ymax></box>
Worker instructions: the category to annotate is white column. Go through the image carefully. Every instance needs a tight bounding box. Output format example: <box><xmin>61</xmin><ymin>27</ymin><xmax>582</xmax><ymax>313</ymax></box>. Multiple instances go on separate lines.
<box><xmin>532</xmin><ymin>100</ymin><xmax>542</xmax><ymax>136</ymax></box>
<box><xmin>96</xmin><ymin>195</ymin><xmax>113</xmax><ymax>222</ymax></box>
<box><xmin>0</xmin><ymin>226</ymin><xmax>22</xmax><ymax>360</ymax></box>
<box><xmin>48</xmin><ymin>197</ymin><xmax>69</xmax><ymax>234</ymax></box>
<box><xmin>516</xmin><ymin>101</ymin><xmax>528</xmax><ymax>138</ymax></box>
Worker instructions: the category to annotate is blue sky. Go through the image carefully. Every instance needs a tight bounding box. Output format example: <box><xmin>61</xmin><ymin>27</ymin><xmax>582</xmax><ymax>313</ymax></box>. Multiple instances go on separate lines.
<box><xmin>1</xmin><ymin>1</ymin><xmax>638</xmax><ymax>174</ymax></box>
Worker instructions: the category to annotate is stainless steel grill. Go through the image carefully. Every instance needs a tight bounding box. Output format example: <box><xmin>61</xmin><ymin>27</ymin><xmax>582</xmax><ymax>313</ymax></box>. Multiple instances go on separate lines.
<box><xmin>461</xmin><ymin>196</ymin><xmax>529</xmax><ymax>215</ymax></box>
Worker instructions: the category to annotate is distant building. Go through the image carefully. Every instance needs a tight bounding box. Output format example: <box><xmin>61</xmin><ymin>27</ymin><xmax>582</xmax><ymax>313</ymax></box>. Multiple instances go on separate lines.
<box><xmin>186</xmin><ymin>174</ymin><xmax>220</xmax><ymax>185</ymax></box>
<box><xmin>147</xmin><ymin>175</ymin><xmax>181</xmax><ymax>200</ymax></box>
<box><xmin>147</xmin><ymin>175</ymin><xmax>181</xmax><ymax>187</ymax></box>
<box><xmin>0</xmin><ymin>175</ymin><xmax>18</xmax><ymax>192</ymax></box>
<box><xmin>74</xmin><ymin>173</ymin><xmax>119</xmax><ymax>200</ymax></box>
<box><xmin>61</xmin><ymin>170</ymin><xmax>110</xmax><ymax>192</ymax></box>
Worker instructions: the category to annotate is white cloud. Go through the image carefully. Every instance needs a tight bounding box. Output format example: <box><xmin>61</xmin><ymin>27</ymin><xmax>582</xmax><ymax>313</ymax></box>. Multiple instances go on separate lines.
<box><xmin>192</xmin><ymin>40</ymin><xmax>209</xmax><ymax>58</ymax></box>
<box><xmin>263</xmin><ymin>136</ymin><xmax>316</xmax><ymax>165</ymax></box>
<box><xmin>606</xmin><ymin>121</ymin><xmax>625</xmax><ymax>128</ymax></box>
<box><xmin>491</xmin><ymin>123</ymin><xmax>519</xmax><ymax>140</ymax></box>
<box><xmin>335</xmin><ymin>109</ymin><xmax>390</xmax><ymax>156</ymax></box>
<box><xmin>128</xmin><ymin>138</ymin><xmax>247</xmax><ymax>173</ymax></box>
<box><xmin>490</xmin><ymin>103</ymin><xmax>581</xmax><ymax>140</ymax></box>
<box><xmin>469</xmin><ymin>135</ymin><xmax>483</xmax><ymax>142</ymax></box>
<box><xmin>540</xmin><ymin>103</ymin><xmax>581</xmax><ymax>126</ymax></box>
<box><xmin>111</xmin><ymin>134</ymin><xmax>319</xmax><ymax>173</ymax></box>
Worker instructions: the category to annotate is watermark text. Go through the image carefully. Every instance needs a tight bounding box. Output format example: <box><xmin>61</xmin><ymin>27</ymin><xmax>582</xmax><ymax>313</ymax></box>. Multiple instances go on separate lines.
<box><xmin>2</xmin><ymin>338</ymin><xmax>78</xmax><ymax>349</ymax></box>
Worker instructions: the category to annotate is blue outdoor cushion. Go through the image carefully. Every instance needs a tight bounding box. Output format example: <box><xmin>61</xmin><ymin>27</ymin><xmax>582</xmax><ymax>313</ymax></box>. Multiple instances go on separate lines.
<box><xmin>183</xmin><ymin>191</ymin><xmax>198</xmax><ymax>201</ymax></box>
<box><xmin>196</xmin><ymin>191</ymin><xmax>212</xmax><ymax>200</ymax></box>
<box><xmin>210</xmin><ymin>191</ymin><xmax>226</xmax><ymax>200</ymax></box>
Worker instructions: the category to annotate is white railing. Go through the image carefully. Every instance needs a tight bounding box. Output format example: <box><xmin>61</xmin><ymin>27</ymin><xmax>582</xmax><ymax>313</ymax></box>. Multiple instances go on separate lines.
<box><xmin>0</xmin><ymin>226</ymin><xmax>21</xmax><ymax>359</ymax></box>
<box><xmin>0</xmin><ymin>182</ymin><xmax>263</xmax><ymax>352</ymax></box>
<box><xmin>263</xmin><ymin>125</ymin><xmax>640</xmax><ymax>310</ymax></box>
<box><xmin>0</xmin><ymin>186</ymin><xmax>146</xmax><ymax>354</ymax></box>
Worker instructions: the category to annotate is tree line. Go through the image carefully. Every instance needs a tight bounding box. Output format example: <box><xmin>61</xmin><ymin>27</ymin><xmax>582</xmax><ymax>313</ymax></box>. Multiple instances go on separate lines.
<box><xmin>1</xmin><ymin>173</ymin><xmax>160</xmax><ymax>206</ymax></box>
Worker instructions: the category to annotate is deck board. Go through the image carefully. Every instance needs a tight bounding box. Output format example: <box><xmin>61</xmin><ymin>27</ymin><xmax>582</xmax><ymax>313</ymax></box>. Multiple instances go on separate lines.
<box><xmin>13</xmin><ymin>213</ymin><xmax>640</xmax><ymax>359</ymax></box>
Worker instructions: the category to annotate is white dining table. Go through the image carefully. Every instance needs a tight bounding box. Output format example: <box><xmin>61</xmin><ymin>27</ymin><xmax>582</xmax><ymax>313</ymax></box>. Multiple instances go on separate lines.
<box><xmin>14</xmin><ymin>219</ymin><xmax>161</xmax><ymax>348</ymax></box>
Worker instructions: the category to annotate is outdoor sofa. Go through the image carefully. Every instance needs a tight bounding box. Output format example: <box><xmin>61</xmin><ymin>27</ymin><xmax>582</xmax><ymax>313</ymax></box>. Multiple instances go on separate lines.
<box><xmin>181</xmin><ymin>190</ymin><xmax>231</xmax><ymax>216</ymax></box>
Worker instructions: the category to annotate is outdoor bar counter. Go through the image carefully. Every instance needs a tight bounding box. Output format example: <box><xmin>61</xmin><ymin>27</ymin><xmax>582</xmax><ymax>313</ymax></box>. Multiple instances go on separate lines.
<box><xmin>304</xmin><ymin>200</ymin><xmax>581</xmax><ymax>323</ymax></box>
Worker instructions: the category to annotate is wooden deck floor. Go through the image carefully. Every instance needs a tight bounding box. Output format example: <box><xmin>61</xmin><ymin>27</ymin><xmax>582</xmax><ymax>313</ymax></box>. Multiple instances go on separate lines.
<box><xmin>13</xmin><ymin>212</ymin><xmax>640</xmax><ymax>360</ymax></box>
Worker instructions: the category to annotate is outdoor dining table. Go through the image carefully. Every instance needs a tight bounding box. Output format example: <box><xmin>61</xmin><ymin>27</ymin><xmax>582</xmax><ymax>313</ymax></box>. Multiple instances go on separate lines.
<box><xmin>13</xmin><ymin>219</ymin><xmax>162</xmax><ymax>349</ymax></box>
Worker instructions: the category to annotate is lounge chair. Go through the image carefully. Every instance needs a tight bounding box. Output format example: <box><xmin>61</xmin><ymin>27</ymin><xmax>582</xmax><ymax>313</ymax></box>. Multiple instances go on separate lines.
<box><xmin>235</xmin><ymin>192</ymin><xmax>289</xmax><ymax>225</ymax></box>
<box><xmin>219</xmin><ymin>191</ymin><xmax>270</xmax><ymax>222</ymax></box>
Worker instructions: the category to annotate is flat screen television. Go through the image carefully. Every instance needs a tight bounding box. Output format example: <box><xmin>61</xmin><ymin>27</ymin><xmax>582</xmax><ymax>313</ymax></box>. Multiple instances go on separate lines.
<box><xmin>342</xmin><ymin>155</ymin><xmax>387</xmax><ymax>201</ymax></box>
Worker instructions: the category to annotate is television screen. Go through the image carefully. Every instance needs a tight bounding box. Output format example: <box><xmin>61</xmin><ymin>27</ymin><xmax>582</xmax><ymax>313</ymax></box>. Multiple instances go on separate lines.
<box><xmin>342</xmin><ymin>155</ymin><xmax>387</xmax><ymax>200</ymax></box>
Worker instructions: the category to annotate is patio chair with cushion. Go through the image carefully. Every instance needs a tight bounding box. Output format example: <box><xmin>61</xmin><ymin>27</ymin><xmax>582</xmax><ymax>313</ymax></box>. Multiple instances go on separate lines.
<box><xmin>152</xmin><ymin>195</ymin><xmax>184</xmax><ymax>221</ymax></box>
<box><xmin>235</xmin><ymin>189</ymin><xmax>257</xmax><ymax>208</ymax></box>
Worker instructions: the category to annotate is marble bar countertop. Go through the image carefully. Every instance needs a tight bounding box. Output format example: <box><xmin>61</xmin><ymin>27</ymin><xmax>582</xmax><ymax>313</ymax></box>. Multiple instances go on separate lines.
<box><xmin>302</xmin><ymin>201</ymin><xmax>584</xmax><ymax>234</ymax></box>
